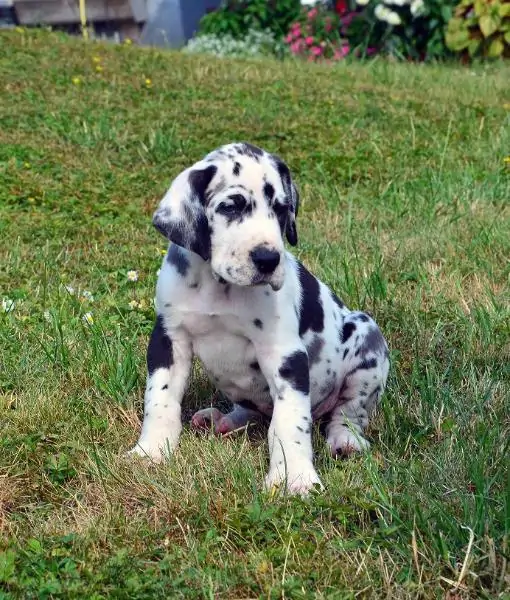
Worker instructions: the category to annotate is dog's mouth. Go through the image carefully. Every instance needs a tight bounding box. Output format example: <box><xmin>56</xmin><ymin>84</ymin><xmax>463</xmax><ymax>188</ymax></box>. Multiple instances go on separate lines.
<box><xmin>212</xmin><ymin>269</ymin><xmax>283</xmax><ymax>291</ymax></box>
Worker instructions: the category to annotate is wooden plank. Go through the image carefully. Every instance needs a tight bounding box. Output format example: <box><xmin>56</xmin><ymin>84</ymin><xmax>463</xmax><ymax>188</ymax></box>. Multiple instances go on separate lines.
<box><xmin>14</xmin><ymin>0</ymin><xmax>138</xmax><ymax>25</ymax></box>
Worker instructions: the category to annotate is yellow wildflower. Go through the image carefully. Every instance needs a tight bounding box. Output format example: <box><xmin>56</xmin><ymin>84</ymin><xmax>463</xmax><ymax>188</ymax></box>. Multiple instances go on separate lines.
<box><xmin>124</xmin><ymin>38</ymin><xmax>132</xmax><ymax>45</ymax></box>
<box><xmin>72</xmin><ymin>76</ymin><xmax>81</xmax><ymax>85</ymax></box>
<box><xmin>92</xmin><ymin>56</ymin><xmax>101</xmax><ymax>63</ymax></box>
<box><xmin>145</xmin><ymin>78</ymin><xmax>152</xmax><ymax>87</ymax></box>
<box><xmin>95</xmin><ymin>65</ymin><xmax>103</xmax><ymax>73</ymax></box>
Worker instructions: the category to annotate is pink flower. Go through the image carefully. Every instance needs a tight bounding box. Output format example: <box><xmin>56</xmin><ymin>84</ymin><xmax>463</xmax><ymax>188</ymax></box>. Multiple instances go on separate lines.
<box><xmin>285</xmin><ymin>33</ymin><xmax>294</xmax><ymax>43</ymax></box>
<box><xmin>290</xmin><ymin>41</ymin><xmax>303</xmax><ymax>55</ymax></box>
<box><xmin>308</xmin><ymin>8</ymin><xmax>318</xmax><ymax>19</ymax></box>
<box><xmin>305</xmin><ymin>36</ymin><xmax>314</xmax><ymax>45</ymax></box>
<box><xmin>291</xmin><ymin>23</ymin><xmax>301</xmax><ymax>34</ymax></box>
<box><xmin>333</xmin><ymin>44</ymin><xmax>349</xmax><ymax>60</ymax></box>
<box><xmin>311</xmin><ymin>46</ymin><xmax>323</xmax><ymax>56</ymax></box>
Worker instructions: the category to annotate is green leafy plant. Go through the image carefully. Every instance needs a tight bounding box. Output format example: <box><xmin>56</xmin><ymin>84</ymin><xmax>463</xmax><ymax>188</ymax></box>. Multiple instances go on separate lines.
<box><xmin>198</xmin><ymin>0</ymin><xmax>302</xmax><ymax>40</ymax></box>
<box><xmin>346</xmin><ymin>0</ymin><xmax>458</xmax><ymax>61</ymax></box>
<box><xmin>445</xmin><ymin>0</ymin><xmax>510</xmax><ymax>59</ymax></box>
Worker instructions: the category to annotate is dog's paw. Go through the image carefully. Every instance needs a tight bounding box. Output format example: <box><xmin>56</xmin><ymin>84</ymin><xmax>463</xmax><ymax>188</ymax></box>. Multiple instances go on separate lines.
<box><xmin>265</xmin><ymin>462</ymin><xmax>323</xmax><ymax>497</ymax></box>
<box><xmin>125</xmin><ymin>439</ymin><xmax>175</xmax><ymax>463</ymax></box>
<box><xmin>327</xmin><ymin>427</ymin><xmax>370</xmax><ymax>457</ymax></box>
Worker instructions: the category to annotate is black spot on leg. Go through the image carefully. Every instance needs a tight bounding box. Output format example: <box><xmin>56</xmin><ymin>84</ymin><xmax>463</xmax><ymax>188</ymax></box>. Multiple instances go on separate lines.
<box><xmin>358</xmin><ymin>327</ymin><xmax>388</xmax><ymax>358</ymax></box>
<box><xmin>297</xmin><ymin>426</ymin><xmax>304</xmax><ymax>432</ymax></box>
<box><xmin>341</xmin><ymin>322</ymin><xmax>356</xmax><ymax>344</ymax></box>
<box><xmin>354</xmin><ymin>312</ymin><xmax>370</xmax><ymax>322</ymax></box>
<box><xmin>145</xmin><ymin>411</ymin><xmax>149</xmax><ymax>417</ymax></box>
<box><xmin>147</xmin><ymin>315</ymin><xmax>173</xmax><ymax>375</ymax></box>
<box><xmin>253</xmin><ymin>319</ymin><xmax>263</xmax><ymax>329</ymax></box>
<box><xmin>297</xmin><ymin>262</ymin><xmax>324</xmax><ymax>336</ymax></box>
<box><xmin>306</xmin><ymin>335</ymin><xmax>324</xmax><ymax>366</ymax></box>
<box><xmin>343</xmin><ymin>348</ymin><xmax>349</xmax><ymax>360</ymax></box>
<box><xmin>161</xmin><ymin>384</ymin><xmax>168</xmax><ymax>390</ymax></box>
<box><xmin>331</xmin><ymin>291</ymin><xmax>345</xmax><ymax>309</ymax></box>
<box><xmin>279</xmin><ymin>351</ymin><xmax>309</xmax><ymax>395</ymax></box>
<box><xmin>233</xmin><ymin>161</ymin><xmax>241</xmax><ymax>176</ymax></box>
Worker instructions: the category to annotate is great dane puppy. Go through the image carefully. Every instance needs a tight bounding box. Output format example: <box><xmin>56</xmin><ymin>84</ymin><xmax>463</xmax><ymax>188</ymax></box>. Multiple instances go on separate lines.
<box><xmin>128</xmin><ymin>142</ymin><xmax>389</xmax><ymax>495</ymax></box>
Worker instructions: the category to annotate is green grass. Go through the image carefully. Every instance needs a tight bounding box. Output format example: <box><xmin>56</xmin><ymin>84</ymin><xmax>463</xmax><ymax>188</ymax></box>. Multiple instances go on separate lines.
<box><xmin>1</xmin><ymin>27</ymin><xmax>509</xmax><ymax>599</ymax></box>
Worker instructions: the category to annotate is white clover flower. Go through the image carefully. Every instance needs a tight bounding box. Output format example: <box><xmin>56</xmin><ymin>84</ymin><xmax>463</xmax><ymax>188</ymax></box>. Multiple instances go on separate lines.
<box><xmin>128</xmin><ymin>300</ymin><xmax>139</xmax><ymax>310</ymax></box>
<box><xmin>2</xmin><ymin>298</ymin><xmax>15</xmax><ymax>313</ymax></box>
<box><xmin>356</xmin><ymin>0</ymin><xmax>371</xmax><ymax>5</ymax></box>
<box><xmin>82</xmin><ymin>312</ymin><xmax>94</xmax><ymax>325</ymax></box>
<box><xmin>64</xmin><ymin>285</ymin><xmax>75</xmax><ymax>295</ymax></box>
<box><xmin>410</xmin><ymin>0</ymin><xmax>425</xmax><ymax>16</ymax></box>
<box><xmin>127</xmin><ymin>270</ymin><xmax>139</xmax><ymax>282</ymax></box>
<box><xmin>43</xmin><ymin>310</ymin><xmax>51</xmax><ymax>322</ymax></box>
<box><xmin>81</xmin><ymin>290</ymin><xmax>94</xmax><ymax>302</ymax></box>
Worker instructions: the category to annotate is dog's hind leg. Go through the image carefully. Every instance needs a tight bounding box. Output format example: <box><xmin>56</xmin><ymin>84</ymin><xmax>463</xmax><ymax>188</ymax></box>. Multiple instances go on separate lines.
<box><xmin>326</xmin><ymin>346</ymin><xmax>389</xmax><ymax>457</ymax></box>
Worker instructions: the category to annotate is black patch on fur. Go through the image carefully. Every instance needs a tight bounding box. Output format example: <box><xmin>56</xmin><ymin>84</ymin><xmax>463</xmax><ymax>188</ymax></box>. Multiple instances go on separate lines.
<box><xmin>354</xmin><ymin>313</ymin><xmax>370</xmax><ymax>322</ymax></box>
<box><xmin>263</xmin><ymin>182</ymin><xmax>275</xmax><ymax>201</ymax></box>
<box><xmin>253</xmin><ymin>319</ymin><xmax>263</xmax><ymax>329</ymax></box>
<box><xmin>341</xmin><ymin>322</ymin><xmax>356</xmax><ymax>344</ymax></box>
<box><xmin>147</xmin><ymin>315</ymin><xmax>173</xmax><ymax>375</ymax></box>
<box><xmin>306</xmin><ymin>335</ymin><xmax>324</xmax><ymax>366</ymax></box>
<box><xmin>348</xmin><ymin>358</ymin><xmax>378</xmax><ymax>375</ymax></box>
<box><xmin>343</xmin><ymin>348</ymin><xmax>349</xmax><ymax>360</ymax></box>
<box><xmin>359</xmin><ymin>327</ymin><xmax>387</xmax><ymax>357</ymax></box>
<box><xmin>331</xmin><ymin>291</ymin><xmax>345</xmax><ymax>309</ymax></box>
<box><xmin>279</xmin><ymin>351</ymin><xmax>309</xmax><ymax>395</ymax></box>
<box><xmin>166</xmin><ymin>245</ymin><xmax>189</xmax><ymax>276</ymax></box>
<box><xmin>237</xmin><ymin>142</ymin><xmax>263</xmax><ymax>160</ymax></box>
<box><xmin>161</xmin><ymin>384</ymin><xmax>168</xmax><ymax>390</ymax></box>
<box><xmin>233</xmin><ymin>161</ymin><xmax>241</xmax><ymax>176</ymax></box>
<box><xmin>249</xmin><ymin>361</ymin><xmax>260</xmax><ymax>371</ymax></box>
<box><xmin>189</xmin><ymin>165</ymin><xmax>218</xmax><ymax>206</ymax></box>
<box><xmin>297</xmin><ymin>262</ymin><xmax>324</xmax><ymax>337</ymax></box>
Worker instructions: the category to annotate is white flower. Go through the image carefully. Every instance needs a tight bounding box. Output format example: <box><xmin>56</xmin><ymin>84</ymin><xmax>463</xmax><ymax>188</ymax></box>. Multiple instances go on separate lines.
<box><xmin>64</xmin><ymin>285</ymin><xmax>75</xmax><ymax>295</ymax></box>
<box><xmin>410</xmin><ymin>0</ymin><xmax>425</xmax><ymax>15</ymax></box>
<box><xmin>81</xmin><ymin>290</ymin><xmax>94</xmax><ymax>302</ymax></box>
<box><xmin>375</xmin><ymin>4</ymin><xmax>402</xmax><ymax>24</ymax></box>
<box><xmin>385</xmin><ymin>9</ymin><xmax>402</xmax><ymax>24</ymax></box>
<box><xmin>43</xmin><ymin>310</ymin><xmax>51</xmax><ymax>322</ymax></box>
<box><xmin>82</xmin><ymin>312</ymin><xmax>94</xmax><ymax>325</ymax></box>
<box><xmin>128</xmin><ymin>300</ymin><xmax>139</xmax><ymax>310</ymax></box>
<box><xmin>127</xmin><ymin>270</ymin><xmax>139</xmax><ymax>282</ymax></box>
<box><xmin>356</xmin><ymin>0</ymin><xmax>371</xmax><ymax>5</ymax></box>
<box><xmin>374</xmin><ymin>4</ymin><xmax>388</xmax><ymax>20</ymax></box>
<box><xmin>2</xmin><ymin>298</ymin><xmax>15</xmax><ymax>313</ymax></box>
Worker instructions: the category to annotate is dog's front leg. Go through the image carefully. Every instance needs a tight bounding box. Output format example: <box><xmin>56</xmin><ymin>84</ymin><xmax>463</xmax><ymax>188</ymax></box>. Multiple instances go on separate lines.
<box><xmin>257</xmin><ymin>345</ymin><xmax>323</xmax><ymax>496</ymax></box>
<box><xmin>128</xmin><ymin>316</ymin><xmax>192</xmax><ymax>462</ymax></box>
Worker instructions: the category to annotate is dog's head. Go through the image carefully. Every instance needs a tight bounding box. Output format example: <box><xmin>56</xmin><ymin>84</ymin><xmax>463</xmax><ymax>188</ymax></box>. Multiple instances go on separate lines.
<box><xmin>153</xmin><ymin>142</ymin><xmax>299</xmax><ymax>290</ymax></box>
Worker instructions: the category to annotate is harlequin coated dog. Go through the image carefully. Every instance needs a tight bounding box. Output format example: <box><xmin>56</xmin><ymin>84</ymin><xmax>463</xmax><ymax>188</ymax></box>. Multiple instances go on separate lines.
<box><xmin>128</xmin><ymin>142</ymin><xmax>389</xmax><ymax>495</ymax></box>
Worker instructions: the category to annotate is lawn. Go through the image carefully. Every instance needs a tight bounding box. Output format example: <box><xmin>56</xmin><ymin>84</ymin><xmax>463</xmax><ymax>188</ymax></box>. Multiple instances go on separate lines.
<box><xmin>0</xmin><ymin>28</ymin><xmax>509</xmax><ymax>599</ymax></box>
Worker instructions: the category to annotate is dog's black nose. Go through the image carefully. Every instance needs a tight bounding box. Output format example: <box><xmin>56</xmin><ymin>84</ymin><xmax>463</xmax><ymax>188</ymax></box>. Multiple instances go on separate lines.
<box><xmin>251</xmin><ymin>246</ymin><xmax>281</xmax><ymax>274</ymax></box>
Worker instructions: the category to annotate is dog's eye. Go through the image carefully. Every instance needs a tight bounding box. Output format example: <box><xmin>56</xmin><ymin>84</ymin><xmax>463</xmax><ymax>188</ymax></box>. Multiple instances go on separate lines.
<box><xmin>217</xmin><ymin>194</ymin><xmax>247</xmax><ymax>215</ymax></box>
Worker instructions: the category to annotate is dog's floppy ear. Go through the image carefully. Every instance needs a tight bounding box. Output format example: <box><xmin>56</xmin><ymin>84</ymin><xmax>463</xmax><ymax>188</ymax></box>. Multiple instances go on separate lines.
<box><xmin>272</xmin><ymin>156</ymin><xmax>300</xmax><ymax>247</ymax></box>
<box><xmin>152</xmin><ymin>162</ymin><xmax>217</xmax><ymax>261</ymax></box>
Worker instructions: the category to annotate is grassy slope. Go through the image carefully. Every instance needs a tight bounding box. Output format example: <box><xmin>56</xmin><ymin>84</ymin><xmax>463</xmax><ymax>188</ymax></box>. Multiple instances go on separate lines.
<box><xmin>0</xmin><ymin>28</ymin><xmax>509</xmax><ymax>599</ymax></box>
